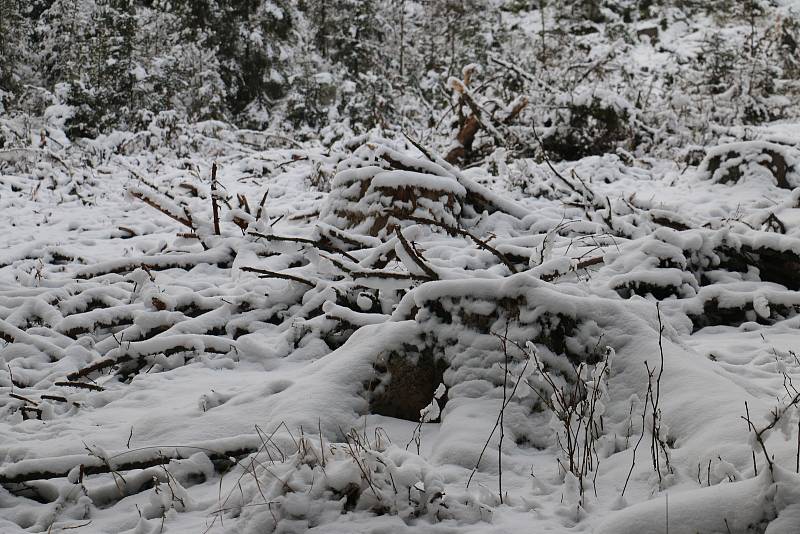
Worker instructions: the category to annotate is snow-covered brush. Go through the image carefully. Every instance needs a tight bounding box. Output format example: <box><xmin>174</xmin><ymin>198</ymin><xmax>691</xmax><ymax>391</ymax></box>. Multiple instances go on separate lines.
<box><xmin>6</xmin><ymin>107</ymin><xmax>800</xmax><ymax>533</ymax></box>
<box><xmin>522</xmin><ymin>340</ymin><xmax>613</xmax><ymax>506</ymax></box>
<box><xmin>443</xmin><ymin>64</ymin><xmax>529</xmax><ymax>166</ymax></box>
<box><xmin>407</xmin><ymin>382</ymin><xmax>447</xmax><ymax>455</ymax></box>
<box><xmin>698</xmin><ymin>141</ymin><xmax>800</xmax><ymax>190</ymax></box>
<box><xmin>620</xmin><ymin>304</ymin><xmax>672</xmax><ymax>498</ymax></box>
<box><xmin>320</xmin><ymin>143</ymin><xmax>468</xmax><ymax>239</ymax></box>
<box><xmin>217</xmin><ymin>424</ymin><xmax>461</xmax><ymax>533</ymax></box>
<box><xmin>645</xmin><ymin>304</ymin><xmax>672</xmax><ymax>487</ymax></box>
<box><xmin>742</xmin><ymin>373</ymin><xmax>800</xmax><ymax>479</ymax></box>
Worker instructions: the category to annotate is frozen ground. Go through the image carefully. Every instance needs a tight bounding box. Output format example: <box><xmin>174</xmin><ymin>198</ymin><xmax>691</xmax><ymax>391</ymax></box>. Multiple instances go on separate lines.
<box><xmin>1</xmin><ymin>120</ymin><xmax>800</xmax><ymax>534</ymax></box>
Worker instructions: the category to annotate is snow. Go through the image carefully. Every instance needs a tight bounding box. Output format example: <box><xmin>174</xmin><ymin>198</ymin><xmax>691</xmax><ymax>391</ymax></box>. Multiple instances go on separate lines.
<box><xmin>2</xmin><ymin>5</ymin><xmax>800</xmax><ymax>533</ymax></box>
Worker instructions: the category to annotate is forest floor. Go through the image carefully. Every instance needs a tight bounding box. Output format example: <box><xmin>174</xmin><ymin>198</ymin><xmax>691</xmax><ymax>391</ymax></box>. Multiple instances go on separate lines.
<box><xmin>2</xmin><ymin>119</ymin><xmax>800</xmax><ymax>533</ymax></box>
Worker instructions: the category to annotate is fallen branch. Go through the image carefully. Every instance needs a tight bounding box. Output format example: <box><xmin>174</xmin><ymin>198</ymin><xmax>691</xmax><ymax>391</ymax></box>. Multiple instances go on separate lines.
<box><xmin>539</xmin><ymin>255</ymin><xmax>605</xmax><ymax>282</ymax></box>
<box><xmin>288</xmin><ymin>209</ymin><xmax>320</xmax><ymax>221</ymax></box>
<box><xmin>0</xmin><ymin>319</ymin><xmax>64</xmax><ymax>362</ymax></box>
<box><xmin>0</xmin><ymin>437</ymin><xmax>261</xmax><ymax>484</ymax></box>
<box><xmin>118</xmin><ymin>226</ymin><xmax>137</xmax><ymax>238</ymax></box>
<box><xmin>405</xmin><ymin>215</ymin><xmax>518</xmax><ymax>273</ymax></box>
<box><xmin>129</xmin><ymin>189</ymin><xmax>193</xmax><ymax>229</ymax></box>
<box><xmin>75</xmin><ymin>247</ymin><xmax>234</xmax><ymax>279</ymax></box>
<box><xmin>319</xmin><ymin>252</ymin><xmax>432</xmax><ymax>282</ymax></box>
<box><xmin>402</xmin><ymin>132</ymin><xmax>529</xmax><ymax>219</ymax></box>
<box><xmin>54</xmin><ymin>381</ymin><xmax>105</xmax><ymax>392</ymax></box>
<box><xmin>445</xmin><ymin>76</ymin><xmax>507</xmax><ymax>164</ymax></box>
<box><xmin>9</xmin><ymin>393</ymin><xmax>38</xmax><ymax>405</ymax></box>
<box><xmin>240</xmin><ymin>266</ymin><xmax>316</xmax><ymax>287</ymax></box>
<box><xmin>351</xmin><ymin>270</ymin><xmax>433</xmax><ymax>282</ymax></box>
<box><xmin>67</xmin><ymin>356</ymin><xmax>132</xmax><ymax>381</ymax></box>
<box><xmin>394</xmin><ymin>227</ymin><xmax>439</xmax><ymax>280</ymax></box>
<box><xmin>248</xmin><ymin>231</ymin><xmax>358</xmax><ymax>262</ymax></box>
<box><xmin>530</xmin><ymin>122</ymin><xmax>599</xmax><ymax>210</ymax></box>
<box><xmin>40</xmin><ymin>394</ymin><xmax>70</xmax><ymax>404</ymax></box>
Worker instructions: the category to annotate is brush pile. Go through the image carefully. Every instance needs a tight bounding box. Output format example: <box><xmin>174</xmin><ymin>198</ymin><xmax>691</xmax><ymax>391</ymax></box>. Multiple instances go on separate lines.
<box><xmin>2</xmin><ymin>122</ymin><xmax>800</xmax><ymax>533</ymax></box>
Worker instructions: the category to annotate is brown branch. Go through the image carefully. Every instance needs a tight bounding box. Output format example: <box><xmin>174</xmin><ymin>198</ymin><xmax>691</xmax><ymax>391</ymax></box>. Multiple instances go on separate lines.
<box><xmin>454</xmin><ymin>81</ymin><xmax>505</xmax><ymax>146</ymax></box>
<box><xmin>54</xmin><ymin>381</ymin><xmax>105</xmax><ymax>392</ymax></box>
<box><xmin>577</xmin><ymin>256</ymin><xmax>604</xmax><ymax>269</ymax></box>
<box><xmin>129</xmin><ymin>190</ymin><xmax>193</xmax><ymax>228</ymax></box>
<box><xmin>318</xmin><ymin>253</ymin><xmax>431</xmax><ymax>282</ymax></box>
<box><xmin>232</xmin><ymin>215</ymin><xmax>250</xmax><ymax>233</ymax></box>
<box><xmin>317</xmin><ymin>252</ymin><xmax>352</xmax><ymax>273</ymax></box>
<box><xmin>350</xmin><ymin>270</ymin><xmax>433</xmax><ymax>281</ymax></box>
<box><xmin>503</xmin><ymin>96</ymin><xmax>529</xmax><ymax>125</ymax></box>
<box><xmin>248</xmin><ymin>232</ymin><xmax>358</xmax><ymax>262</ymax></box>
<box><xmin>67</xmin><ymin>356</ymin><xmax>131</xmax><ymax>381</ymax></box>
<box><xmin>248</xmin><ymin>232</ymin><xmax>316</xmax><ymax>246</ymax></box>
<box><xmin>402</xmin><ymin>132</ymin><xmax>523</xmax><ymax>218</ymax></box>
<box><xmin>445</xmin><ymin>116</ymin><xmax>480</xmax><ymax>164</ymax></box>
<box><xmin>394</xmin><ymin>227</ymin><xmax>439</xmax><ymax>280</ymax></box>
<box><xmin>762</xmin><ymin>212</ymin><xmax>787</xmax><ymax>234</ymax></box>
<box><xmin>379</xmin><ymin>152</ymin><xmax>439</xmax><ymax>175</ymax></box>
<box><xmin>256</xmin><ymin>190</ymin><xmax>269</xmax><ymax>220</ymax></box>
<box><xmin>405</xmin><ymin>215</ymin><xmax>518</xmax><ymax>273</ymax></box>
<box><xmin>179</xmin><ymin>182</ymin><xmax>200</xmax><ymax>197</ymax></box>
<box><xmin>118</xmin><ymin>226</ymin><xmax>137</xmax><ymax>238</ymax></box>
<box><xmin>237</xmin><ymin>194</ymin><xmax>251</xmax><ymax>215</ymax></box>
<box><xmin>40</xmin><ymin>394</ymin><xmax>69</xmax><ymax>403</ymax></box>
<box><xmin>288</xmin><ymin>210</ymin><xmax>320</xmax><ymax>221</ymax></box>
<box><xmin>177</xmin><ymin>232</ymin><xmax>201</xmax><ymax>240</ymax></box>
<box><xmin>402</xmin><ymin>133</ymin><xmax>448</xmax><ymax>170</ymax></box>
<box><xmin>10</xmin><ymin>393</ymin><xmax>38</xmax><ymax>405</ymax></box>
<box><xmin>240</xmin><ymin>266</ymin><xmax>315</xmax><ymax>287</ymax></box>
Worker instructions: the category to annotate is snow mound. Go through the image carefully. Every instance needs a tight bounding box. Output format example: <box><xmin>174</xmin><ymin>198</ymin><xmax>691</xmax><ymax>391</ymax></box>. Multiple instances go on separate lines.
<box><xmin>3</xmin><ymin>125</ymin><xmax>800</xmax><ymax>533</ymax></box>
<box><xmin>321</xmin><ymin>143</ymin><xmax>466</xmax><ymax>237</ymax></box>
<box><xmin>698</xmin><ymin>141</ymin><xmax>800</xmax><ymax>190</ymax></box>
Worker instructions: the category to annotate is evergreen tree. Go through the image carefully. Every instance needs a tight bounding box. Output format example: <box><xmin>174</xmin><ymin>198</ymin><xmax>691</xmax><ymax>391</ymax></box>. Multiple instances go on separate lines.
<box><xmin>0</xmin><ymin>0</ymin><xmax>27</xmax><ymax>109</ymax></box>
<box><xmin>159</xmin><ymin>0</ymin><xmax>294</xmax><ymax>126</ymax></box>
<box><xmin>298</xmin><ymin>0</ymin><xmax>396</xmax><ymax>131</ymax></box>
<box><xmin>62</xmin><ymin>0</ymin><xmax>141</xmax><ymax>136</ymax></box>
<box><xmin>136</xmin><ymin>5</ymin><xmax>227</xmax><ymax>122</ymax></box>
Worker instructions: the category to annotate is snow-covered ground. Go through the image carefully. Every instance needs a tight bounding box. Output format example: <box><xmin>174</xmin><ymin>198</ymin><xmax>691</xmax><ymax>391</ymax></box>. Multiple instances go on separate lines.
<box><xmin>2</xmin><ymin>120</ymin><xmax>800</xmax><ymax>534</ymax></box>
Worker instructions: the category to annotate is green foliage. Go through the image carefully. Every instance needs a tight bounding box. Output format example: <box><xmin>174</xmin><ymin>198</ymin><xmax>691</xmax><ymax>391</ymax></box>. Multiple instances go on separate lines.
<box><xmin>542</xmin><ymin>92</ymin><xmax>634</xmax><ymax>161</ymax></box>
<box><xmin>61</xmin><ymin>0</ymin><xmax>140</xmax><ymax>137</ymax></box>
<box><xmin>2</xmin><ymin>0</ymin><xmax>799</xmax><ymax>145</ymax></box>
<box><xmin>292</xmin><ymin>0</ymin><xmax>396</xmax><ymax>131</ymax></box>
<box><xmin>0</xmin><ymin>0</ymin><xmax>26</xmax><ymax>95</ymax></box>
